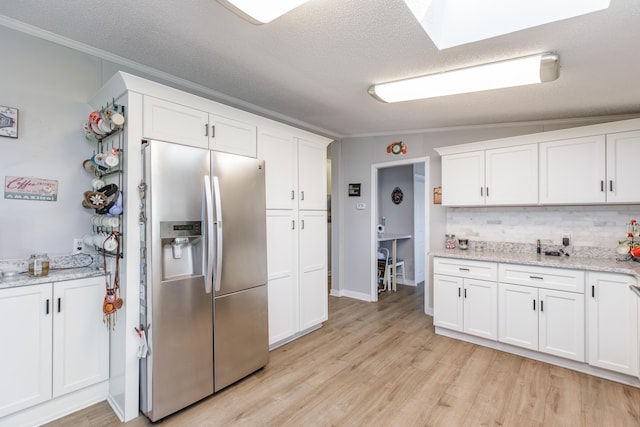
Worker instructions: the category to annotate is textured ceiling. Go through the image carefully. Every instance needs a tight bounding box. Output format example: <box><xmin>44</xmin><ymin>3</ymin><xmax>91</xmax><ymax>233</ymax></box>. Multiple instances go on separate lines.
<box><xmin>1</xmin><ymin>0</ymin><xmax>640</xmax><ymax>138</ymax></box>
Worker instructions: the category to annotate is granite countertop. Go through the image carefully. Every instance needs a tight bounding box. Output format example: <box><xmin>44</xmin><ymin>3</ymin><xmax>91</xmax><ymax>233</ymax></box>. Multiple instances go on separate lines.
<box><xmin>0</xmin><ymin>267</ymin><xmax>106</xmax><ymax>290</ymax></box>
<box><xmin>431</xmin><ymin>249</ymin><xmax>640</xmax><ymax>281</ymax></box>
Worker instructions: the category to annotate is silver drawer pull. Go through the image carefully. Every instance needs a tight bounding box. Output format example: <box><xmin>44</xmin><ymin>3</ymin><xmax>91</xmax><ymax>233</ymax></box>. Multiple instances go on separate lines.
<box><xmin>459</xmin><ymin>268</ymin><xmax>470</xmax><ymax>272</ymax></box>
<box><xmin>530</xmin><ymin>275</ymin><xmax>544</xmax><ymax>280</ymax></box>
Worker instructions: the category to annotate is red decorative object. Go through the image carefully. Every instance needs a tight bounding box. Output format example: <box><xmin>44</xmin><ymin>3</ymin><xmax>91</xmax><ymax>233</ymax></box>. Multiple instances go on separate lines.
<box><xmin>387</xmin><ymin>141</ymin><xmax>406</xmax><ymax>155</ymax></box>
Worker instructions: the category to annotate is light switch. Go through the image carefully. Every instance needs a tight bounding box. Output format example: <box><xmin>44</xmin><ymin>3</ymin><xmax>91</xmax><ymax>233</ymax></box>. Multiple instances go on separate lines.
<box><xmin>356</xmin><ymin>202</ymin><xmax>366</xmax><ymax>210</ymax></box>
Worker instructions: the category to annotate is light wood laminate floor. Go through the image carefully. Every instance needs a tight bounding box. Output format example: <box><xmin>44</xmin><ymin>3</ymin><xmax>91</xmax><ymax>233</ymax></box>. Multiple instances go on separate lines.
<box><xmin>46</xmin><ymin>284</ymin><xmax>640</xmax><ymax>426</ymax></box>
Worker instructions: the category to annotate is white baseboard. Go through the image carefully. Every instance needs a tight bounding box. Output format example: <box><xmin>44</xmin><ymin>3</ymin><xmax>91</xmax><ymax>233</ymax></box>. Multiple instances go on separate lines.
<box><xmin>269</xmin><ymin>324</ymin><xmax>323</xmax><ymax>351</ymax></box>
<box><xmin>341</xmin><ymin>289</ymin><xmax>373</xmax><ymax>302</ymax></box>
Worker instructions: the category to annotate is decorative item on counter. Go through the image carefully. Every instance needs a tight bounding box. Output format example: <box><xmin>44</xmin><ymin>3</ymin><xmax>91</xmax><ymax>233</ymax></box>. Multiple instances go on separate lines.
<box><xmin>387</xmin><ymin>141</ymin><xmax>407</xmax><ymax>155</ymax></box>
<box><xmin>458</xmin><ymin>238</ymin><xmax>469</xmax><ymax>250</ymax></box>
<box><xmin>28</xmin><ymin>253</ymin><xmax>50</xmax><ymax>277</ymax></box>
<box><xmin>445</xmin><ymin>234</ymin><xmax>456</xmax><ymax>249</ymax></box>
<box><xmin>617</xmin><ymin>219</ymin><xmax>640</xmax><ymax>260</ymax></box>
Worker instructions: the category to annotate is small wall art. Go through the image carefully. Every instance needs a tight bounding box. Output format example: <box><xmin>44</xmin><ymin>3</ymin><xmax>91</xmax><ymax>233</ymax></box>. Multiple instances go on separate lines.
<box><xmin>4</xmin><ymin>176</ymin><xmax>58</xmax><ymax>202</ymax></box>
<box><xmin>0</xmin><ymin>105</ymin><xmax>18</xmax><ymax>138</ymax></box>
<box><xmin>433</xmin><ymin>186</ymin><xmax>442</xmax><ymax>205</ymax></box>
<box><xmin>348</xmin><ymin>183</ymin><xmax>361</xmax><ymax>197</ymax></box>
<box><xmin>386</xmin><ymin>141</ymin><xmax>406</xmax><ymax>155</ymax></box>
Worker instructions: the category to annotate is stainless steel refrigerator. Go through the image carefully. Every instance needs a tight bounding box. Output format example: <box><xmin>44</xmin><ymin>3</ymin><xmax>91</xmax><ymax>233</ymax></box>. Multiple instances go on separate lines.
<box><xmin>140</xmin><ymin>140</ymin><xmax>268</xmax><ymax>422</ymax></box>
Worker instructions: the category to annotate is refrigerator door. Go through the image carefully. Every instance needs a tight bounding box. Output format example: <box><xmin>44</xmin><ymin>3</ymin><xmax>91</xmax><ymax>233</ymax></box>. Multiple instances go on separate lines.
<box><xmin>143</xmin><ymin>140</ymin><xmax>213</xmax><ymax>421</ymax></box>
<box><xmin>214</xmin><ymin>285</ymin><xmax>269</xmax><ymax>391</ymax></box>
<box><xmin>211</xmin><ymin>152</ymin><xmax>267</xmax><ymax>295</ymax></box>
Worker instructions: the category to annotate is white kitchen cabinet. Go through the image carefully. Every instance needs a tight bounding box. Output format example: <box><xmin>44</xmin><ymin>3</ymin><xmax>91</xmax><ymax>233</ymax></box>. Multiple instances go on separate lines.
<box><xmin>208</xmin><ymin>114</ymin><xmax>256</xmax><ymax>157</ymax></box>
<box><xmin>259</xmin><ymin>129</ymin><xmax>297</xmax><ymax>210</ymax></box>
<box><xmin>266</xmin><ymin>210</ymin><xmax>299</xmax><ymax>345</ymax></box>
<box><xmin>498</xmin><ymin>264</ymin><xmax>585</xmax><ymax>362</ymax></box>
<box><xmin>539</xmin><ymin>135</ymin><xmax>606</xmax><ymax>204</ymax></box>
<box><xmin>433</xmin><ymin>258</ymin><xmax>498</xmax><ymax>340</ymax></box>
<box><xmin>143</xmin><ymin>95</ymin><xmax>209</xmax><ymax>149</ymax></box>
<box><xmin>142</xmin><ymin>95</ymin><xmax>257</xmax><ymax>157</ymax></box>
<box><xmin>259</xmin><ymin>126</ymin><xmax>329</xmax><ymax>346</ymax></box>
<box><xmin>52</xmin><ymin>276</ymin><xmax>109</xmax><ymax>397</ymax></box>
<box><xmin>298</xmin><ymin>138</ymin><xmax>328</xmax><ymax>210</ymax></box>
<box><xmin>441</xmin><ymin>144</ymin><xmax>537</xmax><ymax>206</ymax></box>
<box><xmin>299</xmin><ymin>210</ymin><xmax>328</xmax><ymax>330</ymax></box>
<box><xmin>0</xmin><ymin>283</ymin><xmax>52</xmax><ymax>418</ymax></box>
<box><xmin>605</xmin><ymin>130</ymin><xmax>640</xmax><ymax>203</ymax></box>
<box><xmin>587</xmin><ymin>272</ymin><xmax>639</xmax><ymax>376</ymax></box>
<box><xmin>0</xmin><ymin>277</ymin><xmax>109</xmax><ymax>419</ymax></box>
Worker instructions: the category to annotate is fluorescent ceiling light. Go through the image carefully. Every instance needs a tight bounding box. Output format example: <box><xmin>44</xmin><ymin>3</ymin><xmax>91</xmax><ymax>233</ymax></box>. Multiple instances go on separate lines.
<box><xmin>217</xmin><ymin>0</ymin><xmax>312</xmax><ymax>24</ymax></box>
<box><xmin>404</xmin><ymin>0</ymin><xmax>610</xmax><ymax>49</ymax></box>
<box><xmin>369</xmin><ymin>53</ymin><xmax>559</xmax><ymax>103</ymax></box>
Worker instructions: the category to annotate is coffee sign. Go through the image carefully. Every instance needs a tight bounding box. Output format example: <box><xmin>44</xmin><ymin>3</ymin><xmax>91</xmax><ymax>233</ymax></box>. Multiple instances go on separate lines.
<box><xmin>4</xmin><ymin>176</ymin><xmax>58</xmax><ymax>202</ymax></box>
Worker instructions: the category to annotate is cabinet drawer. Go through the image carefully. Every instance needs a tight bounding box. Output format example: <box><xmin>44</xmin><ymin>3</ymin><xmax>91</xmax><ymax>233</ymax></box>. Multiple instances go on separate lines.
<box><xmin>434</xmin><ymin>257</ymin><xmax>497</xmax><ymax>281</ymax></box>
<box><xmin>498</xmin><ymin>264</ymin><xmax>584</xmax><ymax>293</ymax></box>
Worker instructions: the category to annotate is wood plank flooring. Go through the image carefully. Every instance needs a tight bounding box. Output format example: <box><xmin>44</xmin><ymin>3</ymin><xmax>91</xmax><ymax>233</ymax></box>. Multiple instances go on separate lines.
<box><xmin>46</xmin><ymin>284</ymin><xmax>640</xmax><ymax>426</ymax></box>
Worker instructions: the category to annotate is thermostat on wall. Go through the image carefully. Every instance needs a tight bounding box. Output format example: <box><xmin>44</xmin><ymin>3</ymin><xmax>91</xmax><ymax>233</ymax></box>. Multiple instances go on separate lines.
<box><xmin>356</xmin><ymin>203</ymin><xmax>366</xmax><ymax>210</ymax></box>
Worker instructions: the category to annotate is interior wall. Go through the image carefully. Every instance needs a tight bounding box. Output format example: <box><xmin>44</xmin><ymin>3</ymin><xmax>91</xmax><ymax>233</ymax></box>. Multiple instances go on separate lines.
<box><xmin>0</xmin><ymin>25</ymin><xmax>103</xmax><ymax>259</ymax></box>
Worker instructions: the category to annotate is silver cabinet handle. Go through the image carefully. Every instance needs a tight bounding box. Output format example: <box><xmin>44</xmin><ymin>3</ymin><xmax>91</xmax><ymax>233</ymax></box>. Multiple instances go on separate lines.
<box><xmin>459</xmin><ymin>267</ymin><xmax>470</xmax><ymax>272</ymax></box>
<box><xmin>292</xmin><ymin>220</ymin><xmax>295</xmax><ymax>230</ymax></box>
<box><xmin>530</xmin><ymin>275</ymin><xmax>544</xmax><ymax>280</ymax></box>
<box><xmin>301</xmin><ymin>219</ymin><xmax>305</xmax><ymax>230</ymax></box>
<box><xmin>211</xmin><ymin>125</ymin><xmax>216</xmax><ymax>138</ymax></box>
<box><xmin>301</xmin><ymin>191</ymin><xmax>305</xmax><ymax>201</ymax></box>
<box><xmin>609</xmin><ymin>180</ymin><xmax>613</xmax><ymax>192</ymax></box>
<box><xmin>291</xmin><ymin>190</ymin><xmax>295</xmax><ymax>200</ymax></box>
<box><xmin>600</xmin><ymin>180</ymin><xmax>604</xmax><ymax>192</ymax></box>
<box><xmin>204</xmin><ymin>124</ymin><xmax>208</xmax><ymax>137</ymax></box>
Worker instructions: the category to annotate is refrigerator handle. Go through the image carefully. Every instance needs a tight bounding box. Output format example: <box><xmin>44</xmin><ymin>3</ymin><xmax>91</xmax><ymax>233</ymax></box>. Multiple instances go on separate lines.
<box><xmin>212</xmin><ymin>175</ymin><xmax>223</xmax><ymax>292</ymax></box>
<box><xmin>203</xmin><ymin>176</ymin><xmax>214</xmax><ymax>294</ymax></box>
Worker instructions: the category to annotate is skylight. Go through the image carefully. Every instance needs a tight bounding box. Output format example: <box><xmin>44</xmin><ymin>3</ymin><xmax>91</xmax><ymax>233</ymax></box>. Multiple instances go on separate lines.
<box><xmin>404</xmin><ymin>0</ymin><xmax>611</xmax><ymax>50</ymax></box>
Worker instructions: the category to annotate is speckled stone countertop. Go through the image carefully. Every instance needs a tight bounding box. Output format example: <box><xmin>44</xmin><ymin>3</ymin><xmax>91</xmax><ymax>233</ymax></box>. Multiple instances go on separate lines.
<box><xmin>431</xmin><ymin>249</ymin><xmax>640</xmax><ymax>281</ymax></box>
<box><xmin>0</xmin><ymin>267</ymin><xmax>106</xmax><ymax>289</ymax></box>
<box><xmin>0</xmin><ymin>253</ymin><xmax>105</xmax><ymax>289</ymax></box>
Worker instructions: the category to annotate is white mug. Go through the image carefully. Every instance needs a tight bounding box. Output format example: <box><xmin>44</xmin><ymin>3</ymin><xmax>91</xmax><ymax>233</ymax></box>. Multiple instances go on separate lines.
<box><xmin>103</xmin><ymin>149</ymin><xmax>119</xmax><ymax>167</ymax></box>
<box><xmin>103</xmin><ymin>234</ymin><xmax>118</xmax><ymax>252</ymax></box>
<box><xmin>91</xmin><ymin>178</ymin><xmax>106</xmax><ymax>191</ymax></box>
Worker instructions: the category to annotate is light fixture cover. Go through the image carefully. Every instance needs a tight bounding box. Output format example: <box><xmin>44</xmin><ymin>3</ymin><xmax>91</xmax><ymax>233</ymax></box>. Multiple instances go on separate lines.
<box><xmin>217</xmin><ymin>0</ymin><xmax>312</xmax><ymax>24</ymax></box>
<box><xmin>369</xmin><ymin>53</ymin><xmax>559</xmax><ymax>103</ymax></box>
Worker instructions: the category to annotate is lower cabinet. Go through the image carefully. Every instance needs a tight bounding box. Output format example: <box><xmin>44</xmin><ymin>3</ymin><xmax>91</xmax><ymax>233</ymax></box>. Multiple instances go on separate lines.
<box><xmin>266</xmin><ymin>209</ymin><xmax>328</xmax><ymax>347</ymax></box>
<box><xmin>0</xmin><ymin>276</ymin><xmax>109</xmax><ymax>418</ymax></box>
<box><xmin>587</xmin><ymin>272</ymin><xmax>639</xmax><ymax>376</ymax></box>
<box><xmin>433</xmin><ymin>258</ymin><xmax>498</xmax><ymax>341</ymax></box>
<box><xmin>498</xmin><ymin>283</ymin><xmax>585</xmax><ymax>362</ymax></box>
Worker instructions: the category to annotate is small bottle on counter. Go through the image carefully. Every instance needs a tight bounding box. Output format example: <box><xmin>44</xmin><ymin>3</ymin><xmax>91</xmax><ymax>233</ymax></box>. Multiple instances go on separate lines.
<box><xmin>28</xmin><ymin>253</ymin><xmax>50</xmax><ymax>277</ymax></box>
<box><xmin>445</xmin><ymin>234</ymin><xmax>456</xmax><ymax>249</ymax></box>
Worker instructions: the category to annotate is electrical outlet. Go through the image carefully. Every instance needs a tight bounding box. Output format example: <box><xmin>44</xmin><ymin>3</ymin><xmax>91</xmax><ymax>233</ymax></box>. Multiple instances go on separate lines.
<box><xmin>562</xmin><ymin>232</ymin><xmax>571</xmax><ymax>247</ymax></box>
<box><xmin>73</xmin><ymin>238</ymin><xmax>84</xmax><ymax>254</ymax></box>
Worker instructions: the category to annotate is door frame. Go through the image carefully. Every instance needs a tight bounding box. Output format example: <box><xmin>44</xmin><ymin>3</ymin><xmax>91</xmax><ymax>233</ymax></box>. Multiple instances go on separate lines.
<box><xmin>370</xmin><ymin>156</ymin><xmax>430</xmax><ymax>302</ymax></box>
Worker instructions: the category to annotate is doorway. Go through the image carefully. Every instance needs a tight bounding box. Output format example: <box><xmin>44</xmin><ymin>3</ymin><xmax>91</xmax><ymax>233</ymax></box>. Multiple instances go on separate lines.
<box><xmin>370</xmin><ymin>156</ymin><xmax>430</xmax><ymax>302</ymax></box>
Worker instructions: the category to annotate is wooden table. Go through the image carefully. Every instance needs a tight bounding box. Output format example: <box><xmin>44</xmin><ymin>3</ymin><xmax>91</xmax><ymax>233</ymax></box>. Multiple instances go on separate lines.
<box><xmin>377</xmin><ymin>233</ymin><xmax>412</xmax><ymax>292</ymax></box>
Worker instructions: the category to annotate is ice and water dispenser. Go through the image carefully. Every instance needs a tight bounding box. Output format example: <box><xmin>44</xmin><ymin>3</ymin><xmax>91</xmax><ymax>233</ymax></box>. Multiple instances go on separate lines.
<box><xmin>160</xmin><ymin>221</ymin><xmax>204</xmax><ymax>280</ymax></box>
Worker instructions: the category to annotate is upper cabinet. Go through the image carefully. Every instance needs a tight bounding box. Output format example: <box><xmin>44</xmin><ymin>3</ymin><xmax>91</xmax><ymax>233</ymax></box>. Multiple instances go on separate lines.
<box><xmin>143</xmin><ymin>95</ymin><xmax>257</xmax><ymax>157</ymax></box>
<box><xmin>605</xmin><ymin>130</ymin><xmax>640</xmax><ymax>203</ymax></box>
<box><xmin>539</xmin><ymin>135</ymin><xmax>606</xmax><ymax>204</ymax></box>
<box><xmin>258</xmin><ymin>129</ymin><xmax>327</xmax><ymax>211</ymax></box>
<box><xmin>143</xmin><ymin>96</ymin><xmax>209</xmax><ymax>149</ymax></box>
<box><xmin>441</xmin><ymin>144</ymin><xmax>538</xmax><ymax>206</ymax></box>
<box><xmin>437</xmin><ymin>118</ymin><xmax>640</xmax><ymax>207</ymax></box>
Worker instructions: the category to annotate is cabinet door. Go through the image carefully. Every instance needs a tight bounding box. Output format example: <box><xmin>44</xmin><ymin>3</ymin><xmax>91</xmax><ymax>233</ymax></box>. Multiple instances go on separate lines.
<box><xmin>299</xmin><ymin>210</ymin><xmax>328</xmax><ymax>330</ymax></box>
<box><xmin>463</xmin><ymin>279</ymin><xmax>497</xmax><ymax>340</ymax></box>
<box><xmin>441</xmin><ymin>151</ymin><xmax>485</xmax><ymax>206</ymax></box>
<box><xmin>143</xmin><ymin>95</ymin><xmax>209</xmax><ymax>148</ymax></box>
<box><xmin>538</xmin><ymin>289</ymin><xmax>585</xmax><ymax>362</ymax></box>
<box><xmin>266</xmin><ymin>210</ymin><xmax>299</xmax><ymax>345</ymax></box>
<box><xmin>209</xmin><ymin>114</ymin><xmax>257</xmax><ymax>157</ymax></box>
<box><xmin>0</xmin><ymin>283</ymin><xmax>52</xmax><ymax>417</ymax></box>
<box><xmin>297</xmin><ymin>138</ymin><xmax>327</xmax><ymax>210</ymax></box>
<box><xmin>606</xmin><ymin>130</ymin><xmax>640</xmax><ymax>203</ymax></box>
<box><xmin>539</xmin><ymin>135</ymin><xmax>606</xmax><ymax>204</ymax></box>
<box><xmin>259</xmin><ymin>129</ymin><xmax>298</xmax><ymax>210</ymax></box>
<box><xmin>433</xmin><ymin>274</ymin><xmax>463</xmax><ymax>332</ymax></box>
<box><xmin>52</xmin><ymin>277</ymin><xmax>109</xmax><ymax>397</ymax></box>
<box><xmin>587</xmin><ymin>273</ymin><xmax>639</xmax><ymax>376</ymax></box>
<box><xmin>498</xmin><ymin>283</ymin><xmax>538</xmax><ymax>351</ymax></box>
<box><xmin>485</xmin><ymin>144</ymin><xmax>538</xmax><ymax>205</ymax></box>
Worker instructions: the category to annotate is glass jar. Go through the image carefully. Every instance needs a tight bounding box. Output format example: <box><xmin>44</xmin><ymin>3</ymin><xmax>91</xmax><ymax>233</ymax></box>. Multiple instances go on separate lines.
<box><xmin>445</xmin><ymin>234</ymin><xmax>456</xmax><ymax>249</ymax></box>
<box><xmin>28</xmin><ymin>253</ymin><xmax>50</xmax><ymax>277</ymax></box>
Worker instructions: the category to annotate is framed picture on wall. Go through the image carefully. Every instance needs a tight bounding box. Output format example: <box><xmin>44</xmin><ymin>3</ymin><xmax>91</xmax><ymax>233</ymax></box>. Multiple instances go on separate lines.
<box><xmin>348</xmin><ymin>183</ymin><xmax>361</xmax><ymax>197</ymax></box>
<box><xmin>0</xmin><ymin>105</ymin><xmax>18</xmax><ymax>138</ymax></box>
<box><xmin>433</xmin><ymin>187</ymin><xmax>442</xmax><ymax>204</ymax></box>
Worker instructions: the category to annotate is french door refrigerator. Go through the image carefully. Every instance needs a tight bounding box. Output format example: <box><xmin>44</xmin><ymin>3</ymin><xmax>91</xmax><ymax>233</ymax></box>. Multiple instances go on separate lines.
<box><xmin>140</xmin><ymin>140</ymin><xmax>268</xmax><ymax>422</ymax></box>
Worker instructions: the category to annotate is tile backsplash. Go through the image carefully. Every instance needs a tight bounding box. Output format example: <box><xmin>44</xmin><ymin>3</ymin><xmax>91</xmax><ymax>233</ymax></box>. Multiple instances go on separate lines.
<box><xmin>447</xmin><ymin>205</ymin><xmax>640</xmax><ymax>257</ymax></box>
